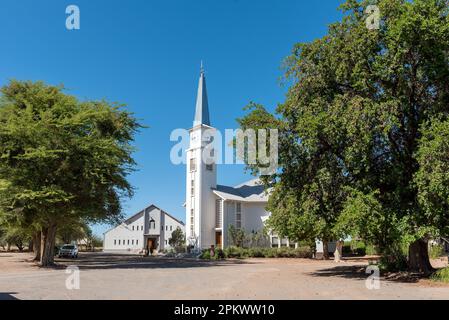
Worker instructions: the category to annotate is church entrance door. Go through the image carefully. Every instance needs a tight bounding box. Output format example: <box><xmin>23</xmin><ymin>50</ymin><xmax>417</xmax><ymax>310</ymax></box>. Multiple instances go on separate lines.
<box><xmin>215</xmin><ymin>232</ymin><xmax>222</xmax><ymax>249</ymax></box>
<box><xmin>146</xmin><ymin>238</ymin><xmax>156</xmax><ymax>255</ymax></box>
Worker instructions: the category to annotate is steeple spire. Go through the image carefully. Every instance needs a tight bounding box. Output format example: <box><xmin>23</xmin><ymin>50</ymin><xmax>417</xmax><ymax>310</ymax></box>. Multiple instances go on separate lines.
<box><xmin>193</xmin><ymin>62</ymin><xmax>210</xmax><ymax>127</ymax></box>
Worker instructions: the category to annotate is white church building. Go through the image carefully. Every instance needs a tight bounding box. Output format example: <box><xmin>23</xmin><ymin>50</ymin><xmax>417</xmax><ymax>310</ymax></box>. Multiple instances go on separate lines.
<box><xmin>103</xmin><ymin>204</ymin><xmax>185</xmax><ymax>253</ymax></box>
<box><xmin>185</xmin><ymin>66</ymin><xmax>297</xmax><ymax>250</ymax></box>
<box><xmin>103</xmin><ymin>66</ymin><xmax>332</xmax><ymax>257</ymax></box>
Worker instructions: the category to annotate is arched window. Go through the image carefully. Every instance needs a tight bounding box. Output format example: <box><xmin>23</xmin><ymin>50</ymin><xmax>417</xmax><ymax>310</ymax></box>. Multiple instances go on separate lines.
<box><xmin>149</xmin><ymin>218</ymin><xmax>156</xmax><ymax>230</ymax></box>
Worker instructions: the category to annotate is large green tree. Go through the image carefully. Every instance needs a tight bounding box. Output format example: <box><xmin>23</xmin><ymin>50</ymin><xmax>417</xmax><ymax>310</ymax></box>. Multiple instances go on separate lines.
<box><xmin>238</xmin><ymin>0</ymin><xmax>449</xmax><ymax>272</ymax></box>
<box><xmin>415</xmin><ymin>118</ymin><xmax>449</xmax><ymax>242</ymax></box>
<box><xmin>0</xmin><ymin>80</ymin><xmax>141</xmax><ymax>266</ymax></box>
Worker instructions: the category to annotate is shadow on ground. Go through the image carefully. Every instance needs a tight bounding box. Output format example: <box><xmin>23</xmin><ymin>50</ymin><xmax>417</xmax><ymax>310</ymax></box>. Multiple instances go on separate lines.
<box><xmin>54</xmin><ymin>253</ymin><xmax>258</xmax><ymax>271</ymax></box>
<box><xmin>309</xmin><ymin>260</ymin><xmax>435</xmax><ymax>284</ymax></box>
<box><xmin>309</xmin><ymin>265</ymin><xmax>369</xmax><ymax>281</ymax></box>
<box><xmin>0</xmin><ymin>293</ymin><xmax>19</xmax><ymax>300</ymax></box>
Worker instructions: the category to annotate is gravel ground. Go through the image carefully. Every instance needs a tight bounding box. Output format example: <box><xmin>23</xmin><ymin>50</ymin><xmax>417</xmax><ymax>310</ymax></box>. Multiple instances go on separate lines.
<box><xmin>0</xmin><ymin>252</ymin><xmax>448</xmax><ymax>300</ymax></box>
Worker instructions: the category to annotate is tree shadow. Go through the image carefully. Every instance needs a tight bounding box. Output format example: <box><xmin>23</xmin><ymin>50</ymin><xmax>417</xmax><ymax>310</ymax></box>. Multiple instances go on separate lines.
<box><xmin>0</xmin><ymin>293</ymin><xmax>19</xmax><ymax>300</ymax></box>
<box><xmin>309</xmin><ymin>264</ymin><xmax>369</xmax><ymax>281</ymax></box>
<box><xmin>53</xmin><ymin>253</ymin><xmax>258</xmax><ymax>271</ymax></box>
<box><xmin>309</xmin><ymin>261</ymin><xmax>435</xmax><ymax>284</ymax></box>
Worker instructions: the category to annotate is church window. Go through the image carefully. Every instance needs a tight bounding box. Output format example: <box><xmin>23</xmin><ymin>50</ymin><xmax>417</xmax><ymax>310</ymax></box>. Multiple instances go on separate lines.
<box><xmin>170</xmin><ymin>226</ymin><xmax>172</xmax><ymax>231</ymax></box>
<box><xmin>190</xmin><ymin>209</ymin><xmax>194</xmax><ymax>235</ymax></box>
<box><xmin>114</xmin><ymin>239</ymin><xmax>116</xmax><ymax>245</ymax></box>
<box><xmin>190</xmin><ymin>158</ymin><xmax>196</xmax><ymax>172</ymax></box>
<box><xmin>271</xmin><ymin>237</ymin><xmax>279</xmax><ymax>248</ymax></box>
<box><xmin>281</xmin><ymin>238</ymin><xmax>288</xmax><ymax>247</ymax></box>
<box><xmin>206</xmin><ymin>164</ymin><xmax>213</xmax><ymax>171</ymax></box>
<box><xmin>136</xmin><ymin>240</ymin><xmax>139</xmax><ymax>245</ymax></box>
<box><xmin>149</xmin><ymin>218</ymin><xmax>155</xmax><ymax>229</ymax></box>
<box><xmin>128</xmin><ymin>239</ymin><xmax>130</xmax><ymax>245</ymax></box>
<box><xmin>132</xmin><ymin>226</ymin><xmax>134</xmax><ymax>231</ymax></box>
<box><xmin>215</xmin><ymin>199</ymin><xmax>223</xmax><ymax>228</ymax></box>
<box><xmin>118</xmin><ymin>240</ymin><xmax>121</xmax><ymax>245</ymax></box>
<box><xmin>191</xmin><ymin>179</ymin><xmax>195</xmax><ymax>194</ymax></box>
<box><xmin>236</xmin><ymin>203</ymin><xmax>242</xmax><ymax>229</ymax></box>
<box><xmin>132</xmin><ymin>240</ymin><xmax>134</xmax><ymax>245</ymax></box>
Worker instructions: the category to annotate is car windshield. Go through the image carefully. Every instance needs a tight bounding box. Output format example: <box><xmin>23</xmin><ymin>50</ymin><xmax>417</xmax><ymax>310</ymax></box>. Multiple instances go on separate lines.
<box><xmin>62</xmin><ymin>245</ymin><xmax>75</xmax><ymax>250</ymax></box>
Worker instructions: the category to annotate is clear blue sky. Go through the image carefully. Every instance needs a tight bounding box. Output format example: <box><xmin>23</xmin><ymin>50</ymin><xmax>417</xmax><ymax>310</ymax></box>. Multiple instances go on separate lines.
<box><xmin>0</xmin><ymin>0</ymin><xmax>343</xmax><ymax>236</ymax></box>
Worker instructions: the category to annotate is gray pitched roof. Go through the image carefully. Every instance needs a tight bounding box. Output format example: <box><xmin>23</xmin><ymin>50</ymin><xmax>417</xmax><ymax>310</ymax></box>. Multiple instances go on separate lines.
<box><xmin>212</xmin><ymin>178</ymin><xmax>270</xmax><ymax>202</ymax></box>
<box><xmin>193</xmin><ymin>65</ymin><xmax>210</xmax><ymax>127</ymax></box>
<box><xmin>103</xmin><ymin>204</ymin><xmax>184</xmax><ymax>234</ymax></box>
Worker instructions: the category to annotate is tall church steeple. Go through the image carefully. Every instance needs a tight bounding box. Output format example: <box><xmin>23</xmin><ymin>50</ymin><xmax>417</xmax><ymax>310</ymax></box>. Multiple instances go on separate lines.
<box><xmin>193</xmin><ymin>62</ymin><xmax>210</xmax><ymax>127</ymax></box>
<box><xmin>186</xmin><ymin>63</ymin><xmax>217</xmax><ymax>251</ymax></box>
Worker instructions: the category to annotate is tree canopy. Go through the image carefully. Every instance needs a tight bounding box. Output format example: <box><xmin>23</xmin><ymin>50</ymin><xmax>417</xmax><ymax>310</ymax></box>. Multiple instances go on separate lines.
<box><xmin>0</xmin><ymin>80</ymin><xmax>141</xmax><ymax>265</ymax></box>
<box><xmin>238</xmin><ymin>0</ymin><xmax>449</xmax><ymax>272</ymax></box>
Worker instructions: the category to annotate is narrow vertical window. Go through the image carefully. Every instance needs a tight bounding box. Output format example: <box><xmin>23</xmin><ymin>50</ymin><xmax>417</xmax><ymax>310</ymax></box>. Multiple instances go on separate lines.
<box><xmin>190</xmin><ymin>158</ymin><xmax>196</xmax><ymax>172</ymax></box>
<box><xmin>215</xmin><ymin>199</ymin><xmax>223</xmax><ymax>228</ymax></box>
<box><xmin>236</xmin><ymin>203</ymin><xmax>242</xmax><ymax>229</ymax></box>
<box><xmin>190</xmin><ymin>209</ymin><xmax>194</xmax><ymax>235</ymax></box>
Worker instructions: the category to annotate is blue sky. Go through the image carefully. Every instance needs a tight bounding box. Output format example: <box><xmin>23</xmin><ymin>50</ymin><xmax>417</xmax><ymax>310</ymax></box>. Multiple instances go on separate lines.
<box><xmin>0</xmin><ymin>0</ymin><xmax>343</xmax><ymax>236</ymax></box>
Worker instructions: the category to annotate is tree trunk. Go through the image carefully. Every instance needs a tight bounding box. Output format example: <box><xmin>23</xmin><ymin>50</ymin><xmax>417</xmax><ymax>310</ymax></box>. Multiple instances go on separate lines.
<box><xmin>40</xmin><ymin>224</ymin><xmax>57</xmax><ymax>267</ymax></box>
<box><xmin>29</xmin><ymin>240</ymin><xmax>34</xmax><ymax>252</ymax></box>
<box><xmin>323</xmin><ymin>240</ymin><xmax>330</xmax><ymax>260</ymax></box>
<box><xmin>16</xmin><ymin>242</ymin><xmax>24</xmax><ymax>252</ymax></box>
<box><xmin>33</xmin><ymin>232</ymin><xmax>41</xmax><ymax>261</ymax></box>
<box><xmin>334</xmin><ymin>240</ymin><xmax>343</xmax><ymax>263</ymax></box>
<box><xmin>6</xmin><ymin>243</ymin><xmax>11</xmax><ymax>252</ymax></box>
<box><xmin>408</xmin><ymin>238</ymin><xmax>433</xmax><ymax>274</ymax></box>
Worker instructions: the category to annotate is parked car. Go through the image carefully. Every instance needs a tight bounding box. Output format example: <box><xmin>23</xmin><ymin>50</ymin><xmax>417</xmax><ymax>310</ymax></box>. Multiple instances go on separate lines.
<box><xmin>58</xmin><ymin>244</ymin><xmax>79</xmax><ymax>258</ymax></box>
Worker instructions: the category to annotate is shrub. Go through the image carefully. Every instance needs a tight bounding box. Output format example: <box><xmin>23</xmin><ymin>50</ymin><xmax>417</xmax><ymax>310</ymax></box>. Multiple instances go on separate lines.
<box><xmin>201</xmin><ymin>246</ymin><xmax>313</xmax><ymax>260</ymax></box>
<box><xmin>200</xmin><ymin>249</ymin><xmax>211</xmax><ymax>260</ymax></box>
<box><xmin>213</xmin><ymin>249</ymin><xmax>225</xmax><ymax>260</ymax></box>
<box><xmin>224</xmin><ymin>246</ymin><xmax>243</xmax><ymax>258</ymax></box>
<box><xmin>342</xmin><ymin>242</ymin><xmax>365</xmax><ymax>256</ymax></box>
<box><xmin>264</xmin><ymin>248</ymin><xmax>276</xmax><ymax>258</ymax></box>
<box><xmin>342</xmin><ymin>245</ymin><xmax>352</xmax><ymax>255</ymax></box>
<box><xmin>248</xmin><ymin>248</ymin><xmax>265</xmax><ymax>258</ymax></box>
<box><xmin>378</xmin><ymin>247</ymin><xmax>408</xmax><ymax>272</ymax></box>
<box><xmin>355</xmin><ymin>247</ymin><xmax>366</xmax><ymax>256</ymax></box>
<box><xmin>429</xmin><ymin>244</ymin><xmax>445</xmax><ymax>259</ymax></box>
<box><xmin>267</xmin><ymin>247</ymin><xmax>312</xmax><ymax>259</ymax></box>
<box><xmin>431</xmin><ymin>267</ymin><xmax>449</xmax><ymax>283</ymax></box>
<box><xmin>293</xmin><ymin>246</ymin><xmax>313</xmax><ymax>258</ymax></box>
<box><xmin>228</xmin><ymin>226</ymin><xmax>246</xmax><ymax>248</ymax></box>
<box><xmin>365</xmin><ymin>244</ymin><xmax>379</xmax><ymax>256</ymax></box>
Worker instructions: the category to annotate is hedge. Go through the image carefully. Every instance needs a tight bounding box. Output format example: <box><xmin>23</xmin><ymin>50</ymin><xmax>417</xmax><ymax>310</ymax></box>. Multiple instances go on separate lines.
<box><xmin>200</xmin><ymin>246</ymin><xmax>313</xmax><ymax>260</ymax></box>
